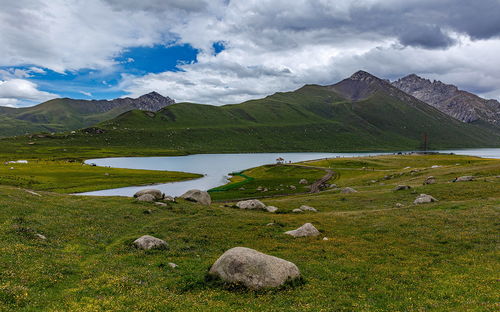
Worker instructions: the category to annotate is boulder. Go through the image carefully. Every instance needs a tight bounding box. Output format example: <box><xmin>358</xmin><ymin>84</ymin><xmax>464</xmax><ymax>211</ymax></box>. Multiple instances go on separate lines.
<box><xmin>285</xmin><ymin>223</ymin><xmax>320</xmax><ymax>237</ymax></box>
<box><xmin>136</xmin><ymin>194</ymin><xmax>156</xmax><ymax>202</ymax></box>
<box><xmin>299</xmin><ymin>205</ymin><xmax>318</xmax><ymax>212</ymax></box>
<box><xmin>35</xmin><ymin>233</ymin><xmax>47</xmax><ymax>240</ymax></box>
<box><xmin>395</xmin><ymin>203</ymin><xmax>404</xmax><ymax>208</ymax></box>
<box><xmin>265</xmin><ymin>206</ymin><xmax>279</xmax><ymax>213</ymax></box>
<box><xmin>289</xmin><ymin>185</ymin><xmax>296</xmax><ymax>190</ymax></box>
<box><xmin>292</xmin><ymin>208</ymin><xmax>303</xmax><ymax>213</ymax></box>
<box><xmin>394</xmin><ymin>185</ymin><xmax>411</xmax><ymax>191</ymax></box>
<box><xmin>453</xmin><ymin>176</ymin><xmax>475</xmax><ymax>182</ymax></box>
<box><xmin>164</xmin><ymin>196</ymin><xmax>175</xmax><ymax>202</ymax></box>
<box><xmin>168</xmin><ymin>262</ymin><xmax>178</xmax><ymax>268</ymax></box>
<box><xmin>340</xmin><ymin>187</ymin><xmax>357</xmax><ymax>194</ymax></box>
<box><xmin>133</xmin><ymin>235</ymin><xmax>168</xmax><ymax>250</ymax></box>
<box><xmin>414</xmin><ymin>194</ymin><xmax>438</xmax><ymax>204</ymax></box>
<box><xmin>154</xmin><ymin>202</ymin><xmax>168</xmax><ymax>207</ymax></box>
<box><xmin>236</xmin><ymin>199</ymin><xmax>266</xmax><ymax>210</ymax></box>
<box><xmin>134</xmin><ymin>189</ymin><xmax>164</xmax><ymax>200</ymax></box>
<box><xmin>298</xmin><ymin>179</ymin><xmax>308</xmax><ymax>185</ymax></box>
<box><xmin>208</xmin><ymin>247</ymin><xmax>301</xmax><ymax>290</ymax></box>
<box><xmin>180</xmin><ymin>189</ymin><xmax>211</xmax><ymax>206</ymax></box>
<box><xmin>423</xmin><ymin>176</ymin><xmax>436</xmax><ymax>185</ymax></box>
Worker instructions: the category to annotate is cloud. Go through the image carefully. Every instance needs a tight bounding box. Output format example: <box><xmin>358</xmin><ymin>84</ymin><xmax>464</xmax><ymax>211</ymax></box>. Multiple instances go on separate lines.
<box><xmin>0</xmin><ymin>79</ymin><xmax>58</xmax><ymax>107</ymax></box>
<box><xmin>1</xmin><ymin>0</ymin><xmax>500</xmax><ymax>104</ymax></box>
<box><xmin>79</xmin><ymin>91</ymin><xmax>92</xmax><ymax>97</ymax></box>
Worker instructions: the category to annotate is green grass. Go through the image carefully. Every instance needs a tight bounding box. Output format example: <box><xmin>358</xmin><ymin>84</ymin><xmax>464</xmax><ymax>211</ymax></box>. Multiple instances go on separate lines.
<box><xmin>1</xmin><ymin>154</ymin><xmax>498</xmax><ymax>311</ymax></box>
<box><xmin>2</xmin><ymin>84</ymin><xmax>499</xmax><ymax>160</ymax></box>
<box><xmin>0</xmin><ymin>160</ymin><xmax>201</xmax><ymax>193</ymax></box>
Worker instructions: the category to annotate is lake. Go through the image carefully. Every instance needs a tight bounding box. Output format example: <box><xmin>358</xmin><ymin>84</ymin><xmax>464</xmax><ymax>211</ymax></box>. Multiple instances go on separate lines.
<box><xmin>77</xmin><ymin>148</ymin><xmax>500</xmax><ymax>197</ymax></box>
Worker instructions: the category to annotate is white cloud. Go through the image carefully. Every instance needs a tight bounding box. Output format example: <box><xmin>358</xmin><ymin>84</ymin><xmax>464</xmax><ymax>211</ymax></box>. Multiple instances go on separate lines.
<box><xmin>0</xmin><ymin>79</ymin><xmax>58</xmax><ymax>107</ymax></box>
<box><xmin>79</xmin><ymin>91</ymin><xmax>92</xmax><ymax>97</ymax></box>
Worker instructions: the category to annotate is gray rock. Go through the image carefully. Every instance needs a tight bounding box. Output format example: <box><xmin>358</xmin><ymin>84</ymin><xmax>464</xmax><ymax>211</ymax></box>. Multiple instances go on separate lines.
<box><xmin>423</xmin><ymin>176</ymin><xmax>436</xmax><ymax>185</ymax></box>
<box><xmin>329</xmin><ymin>184</ymin><xmax>338</xmax><ymax>188</ymax></box>
<box><xmin>136</xmin><ymin>194</ymin><xmax>156</xmax><ymax>202</ymax></box>
<box><xmin>35</xmin><ymin>233</ymin><xmax>47</xmax><ymax>240</ymax></box>
<box><xmin>236</xmin><ymin>199</ymin><xmax>266</xmax><ymax>210</ymax></box>
<box><xmin>292</xmin><ymin>208</ymin><xmax>303</xmax><ymax>213</ymax></box>
<box><xmin>154</xmin><ymin>202</ymin><xmax>168</xmax><ymax>207</ymax></box>
<box><xmin>414</xmin><ymin>194</ymin><xmax>438</xmax><ymax>204</ymax></box>
<box><xmin>289</xmin><ymin>185</ymin><xmax>296</xmax><ymax>190</ymax></box>
<box><xmin>453</xmin><ymin>176</ymin><xmax>475</xmax><ymax>182</ymax></box>
<box><xmin>340</xmin><ymin>187</ymin><xmax>358</xmax><ymax>193</ymax></box>
<box><xmin>265</xmin><ymin>206</ymin><xmax>279</xmax><ymax>213</ymax></box>
<box><xmin>299</xmin><ymin>205</ymin><xmax>318</xmax><ymax>212</ymax></box>
<box><xmin>168</xmin><ymin>262</ymin><xmax>178</xmax><ymax>268</ymax></box>
<box><xmin>133</xmin><ymin>235</ymin><xmax>168</xmax><ymax>250</ymax></box>
<box><xmin>134</xmin><ymin>189</ymin><xmax>164</xmax><ymax>200</ymax></box>
<box><xmin>208</xmin><ymin>247</ymin><xmax>301</xmax><ymax>290</ymax></box>
<box><xmin>394</xmin><ymin>185</ymin><xmax>411</xmax><ymax>191</ymax></box>
<box><xmin>164</xmin><ymin>196</ymin><xmax>175</xmax><ymax>202</ymax></box>
<box><xmin>395</xmin><ymin>203</ymin><xmax>404</xmax><ymax>208</ymax></box>
<box><xmin>299</xmin><ymin>179</ymin><xmax>308</xmax><ymax>185</ymax></box>
<box><xmin>180</xmin><ymin>189</ymin><xmax>211</xmax><ymax>206</ymax></box>
<box><xmin>285</xmin><ymin>223</ymin><xmax>320</xmax><ymax>237</ymax></box>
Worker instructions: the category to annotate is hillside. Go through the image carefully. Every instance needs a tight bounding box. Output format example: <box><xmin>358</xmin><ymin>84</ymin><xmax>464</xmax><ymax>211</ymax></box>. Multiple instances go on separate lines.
<box><xmin>392</xmin><ymin>74</ymin><xmax>500</xmax><ymax>128</ymax></box>
<box><xmin>0</xmin><ymin>92</ymin><xmax>175</xmax><ymax>138</ymax></box>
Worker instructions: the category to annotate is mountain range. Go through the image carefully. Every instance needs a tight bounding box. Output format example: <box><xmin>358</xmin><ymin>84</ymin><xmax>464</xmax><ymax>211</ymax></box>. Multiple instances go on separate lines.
<box><xmin>0</xmin><ymin>92</ymin><xmax>174</xmax><ymax>138</ymax></box>
<box><xmin>392</xmin><ymin>74</ymin><xmax>500</xmax><ymax>128</ymax></box>
<box><xmin>8</xmin><ymin>70</ymin><xmax>497</xmax><ymax>154</ymax></box>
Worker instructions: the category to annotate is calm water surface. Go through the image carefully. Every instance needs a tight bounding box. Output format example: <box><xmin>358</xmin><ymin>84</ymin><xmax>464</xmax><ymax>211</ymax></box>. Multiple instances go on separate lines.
<box><xmin>77</xmin><ymin>148</ymin><xmax>500</xmax><ymax>197</ymax></box>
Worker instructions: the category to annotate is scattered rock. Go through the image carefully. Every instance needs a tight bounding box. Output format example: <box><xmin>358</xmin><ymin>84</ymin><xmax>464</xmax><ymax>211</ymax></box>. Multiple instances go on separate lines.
<box><xmin>329</xmin><ymin>184</ymin><xmax>338</xmax><ymax>188</ymax></box>
<box><xmin>289</xmin><ymin>185</ymin><xmax>296</xmax><ymax>190</ymax></box>
<box><xmin>35</xmin><ymin>233</ymin><xmax>47</xmax><ymax>240</ymax></box>
<box><xmin>143</xmin><ymin>209</ymin><xmax>153</xmax><ymax>214</ymax></box>
<box><xmin>266</xmin><ymin>223</ymin><xmax>276</xmax><ymax>226</ymax></box>
<box><xmin>340</xmin><ymin>187</ymin><xmax>357</xmax><ymax>193</ymax></box>
<box><xmin>453</xmin><ymin>176</ymin><xmax>475</xmax><ymax>182</ymax></box>
<box><xmin>136</xmin><ymin>194</ymin><xmax>156</xmax><ymax>202</ymax></box>
<box><xmin>262</xmin><ymin>188</ymin><xmax>268</xmax><ymax>192</ymax></box>
<box><xmin>394</xmin><ymin>185</ymin><xmax>411</xmax><ymax>191</ymax></box>
<box><xmin>323</xmin><ymin>237</ymin><xmax>329</xmax><ymax>241</ymax></box>
<box><xmin>414</xmin><ymin>194</ymin><xmax>438</xmax><ymax>204</ymax></box>
<box><xmin>265</xmin><ymin>206</ymin><xmax>279</xmax><ymax>213</ymax></box>
<box><xmin>236</xmin><ymin>199</ymin><xmax>266</xmax><ymax>210</ymax></box>
<box><xmin>133</xmin><ymin>235</ymin><xmax>168</xmax><ymax>250</ymax></box>
<box><xmin>208</xmin><ymin>247</ymin><xmax>301</xmax><ymax>290</ymax></box>
<box><xmin>134</xmin><ymin>189</ymin><xmax>164</xmax><ymax>200</ymax></box>
<box><xmin>285</xmin><ymin>223</ymin><xmax>320</xmax><ymax>237</ymax></box>
<box><xmin>25</xmin><ymin>190</ymin><xmax>41</xmax><ymax>197</ymax></box>
<box><xmin>164</xmin><ymin>196</ymin><xmax>175</xmax><ymax>202</ymax></box>
<box><xmin>256</xmin><ymin>186</ymin><xmax>263</xmax><ymax>191</ymax></box>
<box><xmin>154</xmin><ymin>202</ymin><xmax>168</xmax><ymax>207</ymax></box>
<box><xmin>395</xmin><ymin>203</ymin><xmax>404</xmax><ymax>208</ymax></box>
<box><xmin>423</xmin><ymin>176</ymin><xmax>436</xmax><ymax>185</ymax></box>
<box><xmin>180</xmin><ymin>189</ymin><xmax>211</xmax><ymax>206</ymax></box>
<box><xmin>299</xmin><ymin>205</ymin><xmax>318</xmax><ymax>212</ymax></box>
<box><xmin>299</xmin><ymin>179</ymin><xmax>308</xmax><ymax>185</ymax></box>
<box><xmin>168</xmin><ymin>262</ymin><xmax>178</xmax><ymax>268</ymax></box>
<box><xmin>239</xmin><ymin>187</ymin><xmax>246</xmax><ymax>191</ymax></box>
<box><xmin>431</xmin><ymin>165</ymin><xmax>441</xmax><ymax>168</ymax></box>
<box><xmin>292</xmin><ymin>208</ymin><xmax>303</xmax><ymax>213</ymax></box>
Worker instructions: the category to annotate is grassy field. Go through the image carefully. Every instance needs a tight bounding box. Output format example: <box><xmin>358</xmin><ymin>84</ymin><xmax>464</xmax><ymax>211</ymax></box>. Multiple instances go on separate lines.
<box><xmin>0</xmin><ymin>154</ymin><xmax>498</xmax><ymax>311</ymax></box>
<box><xmin>0</xmin><ymin>160</ymin><xmax>201</xmax><ymax>194</ymax></box>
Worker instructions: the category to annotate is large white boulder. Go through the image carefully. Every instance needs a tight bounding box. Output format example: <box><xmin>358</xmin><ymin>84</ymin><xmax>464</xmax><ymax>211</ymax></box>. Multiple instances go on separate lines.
<box><xmin>180</xmin><ymin>189</ymin><xmax>211</xmax><ymax>206</ymax></box>
<box><xmin>284</xmin><ymin>223</ymin><xmax>320</xmax><ymax>237</ymax></box>
<box><xmin>208</xmin><ymin>247</ymin><xmax>301</xmax><ymax>290</ymax></box>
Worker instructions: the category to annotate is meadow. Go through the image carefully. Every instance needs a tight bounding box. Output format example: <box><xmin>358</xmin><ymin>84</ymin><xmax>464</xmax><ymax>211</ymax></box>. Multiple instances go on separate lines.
<box><xmin>0</xmin><ymin>154</ymin><xmax>498</xmax><ymax>311</ymax></box>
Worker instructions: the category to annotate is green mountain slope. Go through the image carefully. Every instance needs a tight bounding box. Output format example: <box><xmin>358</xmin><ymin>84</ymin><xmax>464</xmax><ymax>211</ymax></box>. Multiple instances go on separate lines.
<box><xmin>71</xmin><ymin>71</ymin><xmax>500</xmax><ymax>152</ymax></box>
<box><xmin>0</xmin><ymin>92</ymin><xmax>175</xmax><ymax>138</ymax></box>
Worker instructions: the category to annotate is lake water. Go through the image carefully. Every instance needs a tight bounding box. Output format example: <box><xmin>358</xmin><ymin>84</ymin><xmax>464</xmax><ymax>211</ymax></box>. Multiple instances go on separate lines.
<box><xmin>77</xmin><ymin>148</ymin><xmax>500</xmax><ymax>197</ymax></box>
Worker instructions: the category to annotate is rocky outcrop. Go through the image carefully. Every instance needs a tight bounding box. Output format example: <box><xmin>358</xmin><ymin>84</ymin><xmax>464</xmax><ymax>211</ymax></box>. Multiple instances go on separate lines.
<box><xmin>208</xmin><ymin>247</ymin><xmax>301</xmax><ymax>290</ymax></box>
<box><xmin>180</xmin><ymin>189</ymin><xmax>211</xmax><ymax>206</ymax></box>
<box><xmin>393</xmin><ymin>74</ymin><xmax>500</xmax><ymax>126</ymax></box>
<box><xmin>136</xmin><ymin>194</ymin><xmax>156</xmax><ymax>202</ymax></box>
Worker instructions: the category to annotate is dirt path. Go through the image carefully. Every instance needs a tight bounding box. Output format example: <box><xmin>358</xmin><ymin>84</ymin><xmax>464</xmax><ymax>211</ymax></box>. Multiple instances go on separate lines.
<box><xmin>284</xmin><ymin>164</ymin><xmax>337</xmax><ymax>193</ymax></box>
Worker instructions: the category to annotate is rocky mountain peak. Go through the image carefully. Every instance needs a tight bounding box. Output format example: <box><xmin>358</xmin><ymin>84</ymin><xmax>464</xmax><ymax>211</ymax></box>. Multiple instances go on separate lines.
<box><xmin>349</xmin><ymin>70</ymin><xmax>380</xmax><ymax>81</ymax></box>
<box><xmin>392</xmin><ymin>74</ymin><xmax>500</xmax><ymax>126</ymax></box>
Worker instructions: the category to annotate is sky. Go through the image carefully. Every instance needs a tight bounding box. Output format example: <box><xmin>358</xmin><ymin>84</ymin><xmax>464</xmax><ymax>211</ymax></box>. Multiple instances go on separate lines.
<box><xmin>1</xmin><ymin>0</ymin><xmax>500</xmax><ymax>107</ymax></box>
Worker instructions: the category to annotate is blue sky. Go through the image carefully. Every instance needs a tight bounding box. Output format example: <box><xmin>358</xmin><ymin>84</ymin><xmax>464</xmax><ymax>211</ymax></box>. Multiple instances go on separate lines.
<box><xmin>1</xmin><ymin>0</ymin><xmax>500</xmax><ymax>107</ymax></box>
<box><xmin>0</xmin><ymin>44</ymin><xmax>200</xmax><ymax>105</ymax></box>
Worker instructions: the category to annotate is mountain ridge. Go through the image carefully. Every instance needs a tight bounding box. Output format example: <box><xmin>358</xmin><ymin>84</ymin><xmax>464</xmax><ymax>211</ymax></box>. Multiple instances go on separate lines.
<box><xmin>392</xmin><ymin>74</ymin><xmax>500</xmax><ymax>127</ymax></box>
